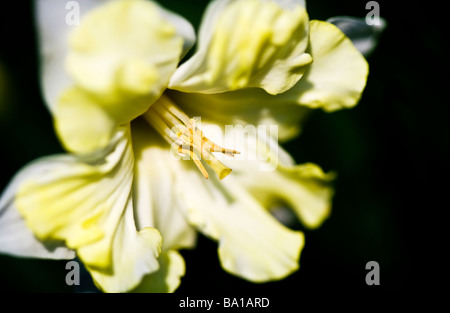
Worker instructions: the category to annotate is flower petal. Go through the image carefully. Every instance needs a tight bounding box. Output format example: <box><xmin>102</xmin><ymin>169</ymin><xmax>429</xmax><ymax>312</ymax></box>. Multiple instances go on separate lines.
<box><xmin>14</xmin><ymin>127</ymin><xmax>162</xmax><ymax>292</ymax></box>
<box><xmin>169</xmin><ymin>0</ymin><xmax>312</xmax><ymax>95</ymax></box>
<box><xmin>53</xmin><ymin>86</ymin><xmax>158</xmax><ymax>154</ymax></box>
<box><xmin>203</xmin><ymin>122</ymin><xmax>335</xmax><ymax>228</ymax></box>
<box><xmin>53</xmin><ymin>87</ymin><xmax>117</xmax><ymax>154</ymax></box>
<box><xmin>327</xmin><ymin>16</ymin><xmax>387</xmax><ymax>57</ymax></box>
<box><xmin>129</xmin><ymin>121</ymin><xmax>198</xmax><ymax>292</ymax></box>
<box><xmin>131</xmin><ymin>121</ymin><xmax>197</xmax><ymax>252</ymax></box>
<box><xmin>176</xmin><ymin>168</ymin><xmax>304</xmax><ymax>282</ymax></box>
<box><xmin>132</xmin><ymin>250</ymin><xmax>186</xmax><ymax>293</ymax></box>
<box><xmin>35</xmin><ymin>0</ymin><xmax>111</xmax><ymax>113</ymax></box>
<box><xmin>132</xmin><ymin>120</ymin><xmax>304</xmax><ymax>281</ymax></box>
<box><xmin>66</xmin><ymin>0</ymin><xmax>183</xmax><ymax>100</ymax></box>
<box><xmin>282</xmin><ymin>20</ymin><xmax>369</xmax><ymax>111</ymax></box>
<box><xmin>0</xmin><ymin>160</ymin><xmax>75</xmax><ymax>259</ymax></box>
<box><xmin>150</xmin><ymin>134</ymin><xmax>304</xmax><ymax>281</ymax></box>
<box><xmin>87</xmin><ymin>200</ymin><xmax>162</xmax><ymax>293</ymax></box>
<box><xmin>168</xmin><ymin>89</ymin><xmax>310</xmax><ymax>142</ymax></box>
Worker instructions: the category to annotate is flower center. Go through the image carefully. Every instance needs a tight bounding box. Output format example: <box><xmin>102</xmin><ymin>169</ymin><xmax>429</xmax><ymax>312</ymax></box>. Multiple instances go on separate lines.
<box><xmin>143</xmin><ymin>94</ymin><xmax>239</xmax><ymax>180</ymax></box>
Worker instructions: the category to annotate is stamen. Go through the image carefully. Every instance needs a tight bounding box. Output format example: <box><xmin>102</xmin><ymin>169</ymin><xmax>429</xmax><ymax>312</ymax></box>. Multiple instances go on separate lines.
<box><xmin>143</xmin><ymin>94</ymin><xmax>239</xmax><ymax>180</ymax></box>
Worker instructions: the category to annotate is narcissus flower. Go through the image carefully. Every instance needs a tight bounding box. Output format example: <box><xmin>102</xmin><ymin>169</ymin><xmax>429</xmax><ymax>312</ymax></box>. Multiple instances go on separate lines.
<box><xmin>0</xmin><ymin>0</ymin><xmax>368</xmax><ymax>292</ymax></box>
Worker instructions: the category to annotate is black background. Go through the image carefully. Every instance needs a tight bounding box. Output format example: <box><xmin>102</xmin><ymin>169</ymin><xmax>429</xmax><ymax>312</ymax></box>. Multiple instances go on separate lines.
<box><xmin>0</xmin><ymin>0</ymin><xmax>447</xmax><ymax>299</ymax></box>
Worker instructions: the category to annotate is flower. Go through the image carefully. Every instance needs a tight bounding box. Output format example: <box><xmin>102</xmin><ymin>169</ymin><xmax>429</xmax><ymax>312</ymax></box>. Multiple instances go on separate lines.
<box><xmin>0</xmin><ymin>0</ymin><xmax>368</xmax><ymax>292</ymax></box>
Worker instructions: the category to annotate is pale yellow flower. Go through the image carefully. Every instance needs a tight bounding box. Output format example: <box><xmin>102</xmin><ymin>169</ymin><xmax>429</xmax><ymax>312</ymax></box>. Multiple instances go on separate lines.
<box><xmin>0</xmin><ymin>0</ymin><xmax>368</xmax><ymax>292</ymax></box>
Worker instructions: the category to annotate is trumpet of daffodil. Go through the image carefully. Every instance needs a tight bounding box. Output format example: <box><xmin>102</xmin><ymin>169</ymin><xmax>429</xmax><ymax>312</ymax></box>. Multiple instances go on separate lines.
<box><xmin>0</xmin><ymin>0</ymin><xmax>369</xmax><ymax>292</ymax></box>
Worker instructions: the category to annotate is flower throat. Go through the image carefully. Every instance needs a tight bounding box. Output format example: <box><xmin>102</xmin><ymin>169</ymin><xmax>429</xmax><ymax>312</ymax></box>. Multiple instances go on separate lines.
<box><xmin>143</xmin><ymin>94</ymin><xmax>239</xmax><ymax>180</ymax></box>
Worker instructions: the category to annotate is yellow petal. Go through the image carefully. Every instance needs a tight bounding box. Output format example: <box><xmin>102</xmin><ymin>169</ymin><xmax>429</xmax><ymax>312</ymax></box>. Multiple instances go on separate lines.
<box><xmin>87</xmin><ymin>205</ymin><xmax>163</xmax><ymax>293</ymax></box>
<box><xmin>169</xmin><ymin>0</ymin><xmax>311</xmax><ymax>94</ymax></box>
<box><xmin>54</xmin><ymin>87</ymin><xmax>116</xmax><ymax>154</ymax></box>
<box><xmin>54</xmin><ymin>87</ymin><xmax>155</xmax><ymax>154</ymax></box>
<box><xmin>285</xmin><ymin>20</ymin><xmax>369</xmax><ymax>111</ymax></box>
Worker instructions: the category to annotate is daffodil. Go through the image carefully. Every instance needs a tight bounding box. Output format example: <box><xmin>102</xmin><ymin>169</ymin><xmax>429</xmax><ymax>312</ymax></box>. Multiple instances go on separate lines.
<box><xmin>0</xmin><ymin>0</ymin><xmax>369</xmax><ymax>292</ymax></box>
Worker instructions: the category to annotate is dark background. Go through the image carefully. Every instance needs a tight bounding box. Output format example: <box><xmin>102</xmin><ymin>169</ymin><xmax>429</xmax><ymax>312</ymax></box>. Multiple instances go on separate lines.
<box><xmin>0</xmin><ymin>0</ymin><xmax>446</xmax><ymax>297</ymax></box>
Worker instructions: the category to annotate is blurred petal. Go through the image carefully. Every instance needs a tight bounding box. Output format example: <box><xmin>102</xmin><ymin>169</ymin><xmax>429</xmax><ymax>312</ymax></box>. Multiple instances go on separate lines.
<box><xmin>66</xmin><ymin>0</ymin><xmax>183</xmax><ymax>100</ymax></box>
<box><xmin>277</xmin><ymin>0</ymin><xmax>306</xmax><ymax>9</ymax></box>
<box><xmin>14</xmin><ymin>127</ymin><xmax>162</xmax><ymax>292</ymax></box>
<box><xmin>169</xmin><ymin>0</ymin><xmax>312</xmax><ymax>95</ymax></box>
<box><xmin>327</xmin><ymin>16</ymin><xmax>387</xmax><ymax>57</ymax></box>
<box><xmin>283</xmin><ymin>20</ymin><xmax>369</xmax><ymax>111</ymax></box>
<box><xmin>35</xmin><ymin>0</ymin><xmax>112</xmax><ymax>113</ymax></box>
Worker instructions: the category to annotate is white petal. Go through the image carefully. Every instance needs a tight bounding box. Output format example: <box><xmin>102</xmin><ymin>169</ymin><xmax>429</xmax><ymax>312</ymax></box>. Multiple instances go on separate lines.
<box><xmin>36</xmin><ymin>0</ymin><xmax>195</xmax><ymax>113</ymax></box>
<box><xmin>0</xmin><ymin>159</ymin><xmax>75</xmax><ymax>259</ymax></box>
<box><xmin>35</xmin><ymin>0</ymin><xmax>112</xmax><ymax>113</ymax></box>
<box><xmin>327</xmin><ymin>16</ymin><xmax>387</xmax><ymax>57</ymax></box>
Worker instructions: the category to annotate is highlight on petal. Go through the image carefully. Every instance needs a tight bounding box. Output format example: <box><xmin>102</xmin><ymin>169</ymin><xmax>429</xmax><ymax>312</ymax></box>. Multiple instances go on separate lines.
<box><xmin>327</xmin><ymin>15</ymin><xmax>387</xmax><ymax>57</ymax></box>
<box><xmin>169</xmin><ymin>0</ymin><xmax>312</xmax><ymax>95</ymax></box>
<box><xmin>283</xmin><ymin>20</ymin><xmax>369</xmax><ymax>112</ymax></box>
<box><xmin>66</xmin><ymin>0</ymin><xmax>184</xmax><ymax>102</ymax></box>
<box><xmin>14</xmin><ymin>127</ymin><xmax>162</xmax><ymax>292</ymax></box>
